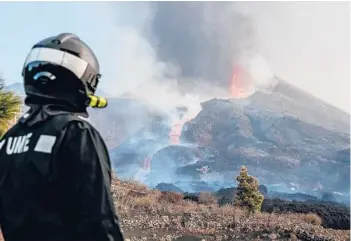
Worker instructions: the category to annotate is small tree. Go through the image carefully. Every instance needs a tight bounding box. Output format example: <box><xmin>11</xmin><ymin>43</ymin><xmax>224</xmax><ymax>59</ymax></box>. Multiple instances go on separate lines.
<box><xmin>234</xmin><ymin>165</ymin><xmax>264</xmax><ymax>214</ymax></box>
<box><xmin>0</xmin><ymin>76</ymin><xmax>22</xmax><ymax>137</ymax></box>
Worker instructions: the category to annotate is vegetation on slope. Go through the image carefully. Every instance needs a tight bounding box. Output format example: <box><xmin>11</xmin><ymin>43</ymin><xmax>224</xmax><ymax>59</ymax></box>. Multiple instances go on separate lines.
<box><xmin>0</xmin><ymin>76</ymin><xmax>21</xmax><ymax>137</ymax></box>
<box><xmin>0</xmin><ymin>173</ymin><xmax>349</xmax><ymax>241</ymax></box>
<box><xmin>234</xmin><ymin>165</ymin><xmax>264</xmax><ymax>214</ymax></box>
<box><xmin>113</xmin><ymin>178</ymin><xmax>349</xmax><ymax>241</ymax></box>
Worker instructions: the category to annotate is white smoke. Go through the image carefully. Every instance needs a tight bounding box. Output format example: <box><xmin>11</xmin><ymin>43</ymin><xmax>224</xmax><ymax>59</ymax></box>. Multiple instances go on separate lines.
<box><xmin>98</xmin><ymin>2</ymin><xmax>280</xmax><ymax>119</ymax></box>
<box><xmin>239</xmin><ymin>52</ymin><xmax>277</xmax><ymax>94</ymax></box>
<box><xmin>96</xmin><ymin>3</ymin><xmax>205</xmax><ymax>122</ymax></box>
<box><xmin>232</xmin><ymin>2</ymin><xmax>350</xmax><ymax>112</ymax></box>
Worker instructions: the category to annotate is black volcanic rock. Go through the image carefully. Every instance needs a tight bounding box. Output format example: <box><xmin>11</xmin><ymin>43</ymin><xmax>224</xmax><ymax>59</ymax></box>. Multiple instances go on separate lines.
<box><xmin>217</xmin><ymin>196</ymin><xmax>233</xmax><ymax>207</ymax></box>
<box><xmin>155</xmin><ymin>183</ymin><xmax>183</xmax><ymax>193</ymax></box>
<box><xmin>215</xmin><ymin>187</ymin><xmax>237</xmax><ymax>206</ymax></box>
<box><xmin>262</xmin><ymin>198</ymin><xmax>350</xmax><ymax>230</ymax></box>
<box><xmin>179</xmin><ymin>84</ymin><xmax>350</xmax><ymax>193</ymax></box>
<box><xmin>268</xmin><ymin>192</ymin><xmax>318</xmax><ymax>202</ymax></box>
<box><xmin>183</xmin><ymin>194</ymin><xmax>200</xmax><ymax>203</ymax></box>
<box><xmin>175</xmin><ymin>181</ymin><xmax>215</xmax><ymax>193</ymax></box>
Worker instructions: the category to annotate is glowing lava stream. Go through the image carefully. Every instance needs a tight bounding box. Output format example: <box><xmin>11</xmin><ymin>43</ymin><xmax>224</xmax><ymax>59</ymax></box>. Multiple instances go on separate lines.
<box><xmin>141</xmin><ymin>112</ymin><xmax>195</xmax><ymax>171</ymax></box>
<box><xmin>169</xmin><ymin>116</ymin><xmax>192</xmax><ymax>145</ymax></box>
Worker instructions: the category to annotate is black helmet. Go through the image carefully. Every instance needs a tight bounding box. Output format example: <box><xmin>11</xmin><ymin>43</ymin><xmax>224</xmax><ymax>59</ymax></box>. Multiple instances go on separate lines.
<box><xmin>22</xmin><ymin>33</ymin><xmax>102</xmax><ymax>108</ymax></box>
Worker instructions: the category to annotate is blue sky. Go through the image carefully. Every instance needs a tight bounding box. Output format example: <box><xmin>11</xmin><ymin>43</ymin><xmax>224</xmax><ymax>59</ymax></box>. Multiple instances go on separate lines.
<box><xmin>0</xmin><ymin>1</ymin><xmax>162</xmax><ymax>98</ymax></box>
<box><xmin>0</xmin><ymin>2</ymin><xmax>114</xmax><ymax>86</ymax></box>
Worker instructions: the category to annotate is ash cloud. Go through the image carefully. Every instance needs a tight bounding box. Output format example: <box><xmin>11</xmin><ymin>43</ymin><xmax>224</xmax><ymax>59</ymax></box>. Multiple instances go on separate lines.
<box><xmin>101</xmin><ymin>2</ymin><xmax>278</xmax><ymax>107</ymax></box>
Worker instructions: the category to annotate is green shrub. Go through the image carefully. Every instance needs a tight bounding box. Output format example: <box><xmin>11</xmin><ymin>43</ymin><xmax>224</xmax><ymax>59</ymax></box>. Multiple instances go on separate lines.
<box><xmin>234</xmin><ymin>165</ymin><xmax>264</xmax><ymax>214</ymax></box>
<box><xmin>0</xmin><ymin>76</ymin><xmax>21</xmax><ymax>137</ymax></box>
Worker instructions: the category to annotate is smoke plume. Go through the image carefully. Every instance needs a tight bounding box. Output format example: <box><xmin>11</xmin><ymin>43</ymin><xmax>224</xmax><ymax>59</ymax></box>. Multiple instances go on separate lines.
<box><xmin>100</xmin><ymin>2</ymin><xmax>279</xmax><ymax>108</ymax></box>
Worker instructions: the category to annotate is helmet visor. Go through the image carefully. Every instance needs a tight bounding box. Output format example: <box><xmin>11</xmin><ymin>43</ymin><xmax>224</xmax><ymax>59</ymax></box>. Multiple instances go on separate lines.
<box><xmin>23</xmin><ymin>47</ymin><xmax>88</xmax><ymax>79</ymax></box>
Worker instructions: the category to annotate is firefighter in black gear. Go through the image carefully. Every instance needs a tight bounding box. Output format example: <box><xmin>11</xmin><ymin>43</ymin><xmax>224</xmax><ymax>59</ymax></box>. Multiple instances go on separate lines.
<box><xmin>0</xmin><ymin>33</ymin><xmax>125</xmax><ymax>241</ymax></box>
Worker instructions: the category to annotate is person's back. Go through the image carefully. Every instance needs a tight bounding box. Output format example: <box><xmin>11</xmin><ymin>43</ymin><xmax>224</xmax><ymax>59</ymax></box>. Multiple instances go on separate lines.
<box><xmin>0</xmin><ymin>33</ymin><xmax>124</xmax><ymax>241</ymax></box>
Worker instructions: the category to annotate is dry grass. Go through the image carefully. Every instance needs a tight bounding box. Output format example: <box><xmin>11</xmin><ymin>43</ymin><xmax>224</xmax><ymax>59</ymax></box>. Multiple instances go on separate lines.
<box><xmin>301</xmin><ymin>213</ymin><xmax>323</xmax><ymax>226</ymax></box>
<box><xmin>0</xmin><ymin>178</ymin><xmax>349</xmax><ymax>241</ymax></box>
<box><xmin>158</xmin><ymin>191</ymin><xmax>184</xmax><ymax>204</ymax></box>
<box><xmin>112</xmin><ymin>178</ymin><xmax>350</xmax><ymax>241</ymax></box>
<box><xmin>198</xmin><ymin>192</ymin><xmax>217</xmax><ymax>205</ymax></box>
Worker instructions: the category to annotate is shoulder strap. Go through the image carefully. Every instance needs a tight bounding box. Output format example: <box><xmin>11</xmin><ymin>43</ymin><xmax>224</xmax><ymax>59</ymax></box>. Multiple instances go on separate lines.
<box><xmin>50</xmin><ymin>114</ymin><xmax>82</xmax><ymax>133</ymax></box>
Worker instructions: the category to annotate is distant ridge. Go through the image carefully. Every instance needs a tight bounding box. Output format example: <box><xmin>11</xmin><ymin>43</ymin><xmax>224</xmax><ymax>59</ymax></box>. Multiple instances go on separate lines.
<box><xmin>4</xmin><ymin>82</ymin><xmax>111</xmax><ymax>98</ymax></box>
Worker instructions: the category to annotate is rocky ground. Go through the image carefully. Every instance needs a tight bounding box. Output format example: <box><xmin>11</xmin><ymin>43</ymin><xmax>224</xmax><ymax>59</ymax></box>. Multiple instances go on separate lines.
<box><xmin>0</xmin><ymin>178</ymin><xmax>349</xmax><ymax>241</ymax></box>
<box><xmin>107</xmin><ymin>93</ymin><xmax>350</xmax><ymax>195</ymax></box>
<box><xmin>113</xmin><ymin>179</ymin><xmax>349</xmax><ymax>241</ymax></box>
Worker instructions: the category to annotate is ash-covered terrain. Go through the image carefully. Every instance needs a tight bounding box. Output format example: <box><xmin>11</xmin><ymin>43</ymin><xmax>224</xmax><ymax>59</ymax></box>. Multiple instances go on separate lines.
<box><xmin>98</xmin><ymin>2</ymin><xmax>349</xmax><ymax>204</ymax></box>
<box><xmin>85</xmin><ymin>77</ymin><xmax>350</xmax><ymax>205</ymax></box>
<box><xmin>6</xmin><ymin>71</ymin><xmax>350</xmax><ymax>206</ymax></box>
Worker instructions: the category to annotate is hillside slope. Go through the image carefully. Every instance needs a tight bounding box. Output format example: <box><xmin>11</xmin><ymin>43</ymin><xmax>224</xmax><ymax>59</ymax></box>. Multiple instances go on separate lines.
<box><xmin>1</xmin><ymin>178</ymin><xmax>349</xmax><ymax>241</ymax></box>
<box><xmin>178</xmin><ymin>80</ymin><xmax>349</xmax><ymax>193</ymax></box>
<box><xmin>105</xmin><ymin>79</ymin><xmax>350</xmax><ymax>196</ymax></box>
<box><xmin>5</xmin><ymin>80</ymin><xmax>350</xmax><ymax>195</ymax></box>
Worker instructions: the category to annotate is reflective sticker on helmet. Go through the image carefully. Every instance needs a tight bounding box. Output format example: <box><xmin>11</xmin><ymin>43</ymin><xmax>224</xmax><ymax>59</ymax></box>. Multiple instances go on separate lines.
<box><xmin>33</xmin><ymin>72</ymin><xmax>56</xmax><ymax>81</ymax></box>
<box><xmin>24</xmin><ymin>47</ymin><xmax>88</xmax><ymax>79</ymax></box>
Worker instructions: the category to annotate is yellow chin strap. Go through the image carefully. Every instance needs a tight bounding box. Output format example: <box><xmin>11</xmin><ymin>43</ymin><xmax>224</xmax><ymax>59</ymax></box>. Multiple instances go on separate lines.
<box><xmin>88</xmin><ymin>95</ymin><xmax>108</xmax><ymax>108</ymax></box>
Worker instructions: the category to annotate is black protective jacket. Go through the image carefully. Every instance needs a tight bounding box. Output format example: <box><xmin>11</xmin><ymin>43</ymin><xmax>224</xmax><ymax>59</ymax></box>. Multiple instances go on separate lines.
<box><xmin>0</xmin><ymin>104</ymin><xmax>124</xmax><ymax>241</ymax></box>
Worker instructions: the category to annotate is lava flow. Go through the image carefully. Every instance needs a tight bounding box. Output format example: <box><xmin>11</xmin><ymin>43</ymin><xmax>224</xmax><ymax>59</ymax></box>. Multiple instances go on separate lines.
<box><xmin>169</xmin><ymin>106</ymin><xmax>194</xmax><ymax>145</ymax></box>
<box><xmin>229</xmin><ymin>65</ymin><xmax>254</xmax><ymax>98</ymax></box>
